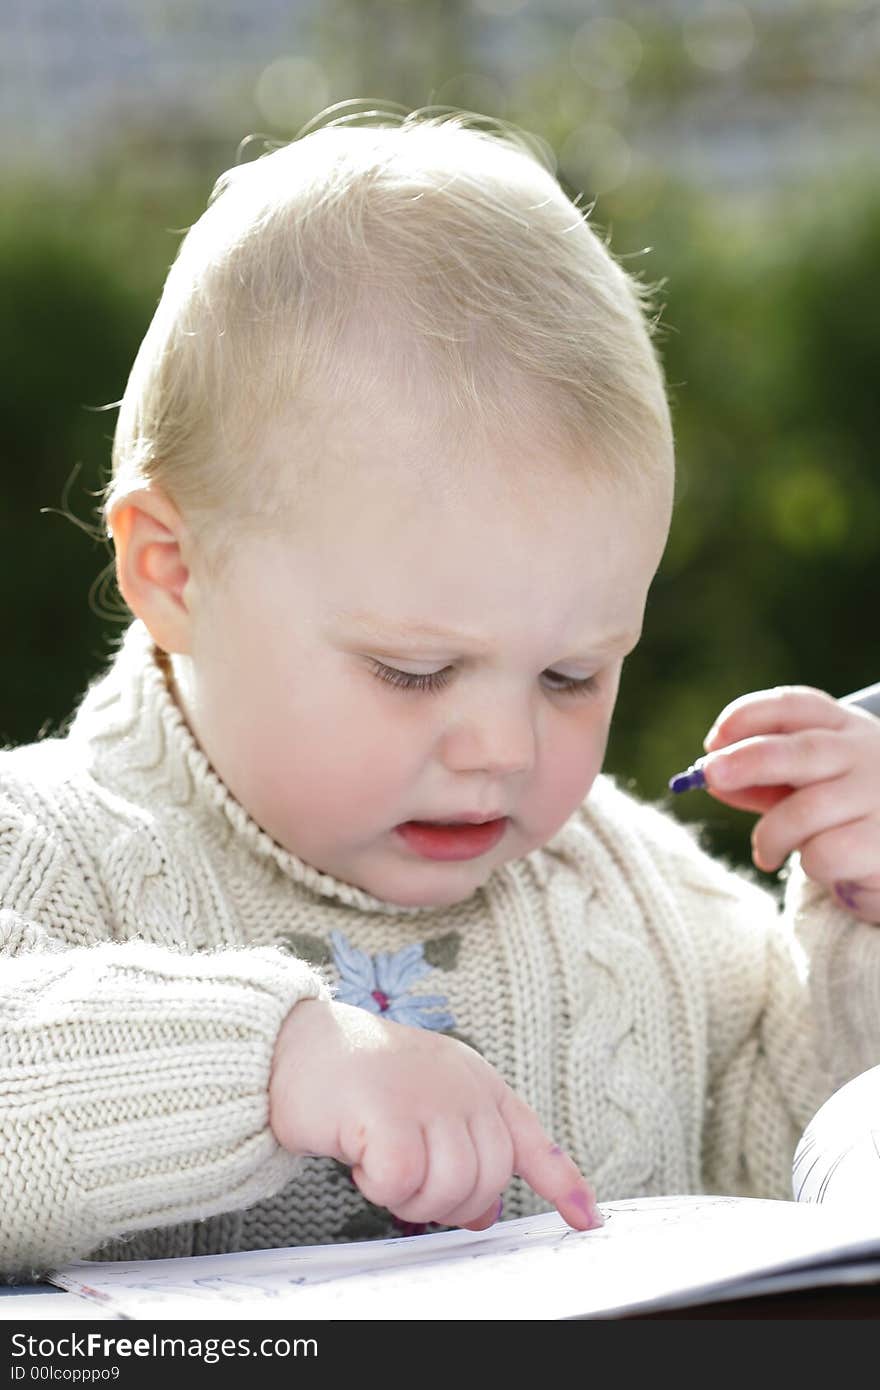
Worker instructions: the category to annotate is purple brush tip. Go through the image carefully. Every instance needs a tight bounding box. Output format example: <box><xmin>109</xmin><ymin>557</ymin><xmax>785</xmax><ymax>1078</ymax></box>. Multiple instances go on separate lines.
<box><xmin>668</xmin><ymin>765</ymin><xmax>707</xmax><ymax>794</ymax></box>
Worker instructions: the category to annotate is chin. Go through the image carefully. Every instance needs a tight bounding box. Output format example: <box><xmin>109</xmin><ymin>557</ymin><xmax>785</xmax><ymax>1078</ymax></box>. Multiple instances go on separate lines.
<box><xmin>380</xmin><ymin>867</ymin><xmax>492</xmax><ymax>911</ymax></box>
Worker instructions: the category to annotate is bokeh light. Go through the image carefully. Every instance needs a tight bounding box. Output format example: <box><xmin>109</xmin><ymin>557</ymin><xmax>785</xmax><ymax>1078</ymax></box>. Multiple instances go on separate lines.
<box><xmin>254</xmin><ymin>55</ymin><xmax>331</xmax><ymax>132</ymax></box>
<box><xmin>570</xmin><ymin>17</ymin><xmax>643</xmax><ymax>90</ymax></box>
<box><xmin>600</xmin><ymin>159</ymin><xmax>666</xmax><ymax>222</ymax></box>
<box><xmin>683</xmin><ymin>2</ymin><xmax>756</xmax><ymax>72</ymax></box>
<box><xmin>767</xmin><ymin>464</ymin><xmax>850</xmax><ymax>553</ymax></box>
<box><xmin>432</xmin><ymin>71</ymin><xmax>509</xmax><ymax>119</ymax></box>
<box><xmin>559</xmin><ymin>120</ymin><xmax>632</xmax><ymax>194</ymax></box>
<box><xmin>474</xmin><ymin>0</ymin><xmax>530</xmax><ymax>15</ymax></box>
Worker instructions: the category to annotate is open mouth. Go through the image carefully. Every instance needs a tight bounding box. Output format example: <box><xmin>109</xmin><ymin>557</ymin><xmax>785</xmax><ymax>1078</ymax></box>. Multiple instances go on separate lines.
<box><xmin>395</xmin><ymin>817</ymin><xmax>509</xmax><ymax>862</ymax></box>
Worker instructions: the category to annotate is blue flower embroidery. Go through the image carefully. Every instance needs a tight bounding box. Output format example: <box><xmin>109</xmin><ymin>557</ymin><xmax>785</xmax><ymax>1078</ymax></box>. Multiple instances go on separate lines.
<box><xmin>330</xmin><ymin>930</ymin><xmax>455</xmax><ymax>1031</ymax></box>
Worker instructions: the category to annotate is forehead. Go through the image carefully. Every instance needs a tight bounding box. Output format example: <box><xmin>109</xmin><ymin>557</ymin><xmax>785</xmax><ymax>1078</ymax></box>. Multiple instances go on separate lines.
<box><xmin>289</xmin><ymin>385</ymin><xmax>663</xmax><ymax>526</ymax></box>
<box><xmin>262</xmin><ymin>326</ymin><xmax>673</xmax><ymax>530</ymax></box>
<box><xmin>253</xmin><ymin>391</ymin><xmax>672</xmax><ymax>640</ymax></box>
<box><xmin>316</xmin><ymin>473</ymin><xmax>666</xmax><ymax>655</ymax></box>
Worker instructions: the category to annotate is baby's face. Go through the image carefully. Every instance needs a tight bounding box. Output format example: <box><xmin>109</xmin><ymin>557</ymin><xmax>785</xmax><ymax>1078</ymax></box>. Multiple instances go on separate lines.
<box><xmin>172</xmin><ymin>419</ymin><xmax>670</xmax><ymax>908</ymax></box>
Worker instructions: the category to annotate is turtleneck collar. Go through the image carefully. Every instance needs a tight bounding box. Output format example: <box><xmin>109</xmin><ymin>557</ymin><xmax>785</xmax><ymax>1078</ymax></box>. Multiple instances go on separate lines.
<box><xmin>66</xmin><ymin>620</ymin><xmax>464</xmax><ymax>917</ymax></box>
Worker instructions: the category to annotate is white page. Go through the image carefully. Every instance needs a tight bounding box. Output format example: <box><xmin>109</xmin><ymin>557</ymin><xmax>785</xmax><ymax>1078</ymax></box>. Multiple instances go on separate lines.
<box><xmin>0</xmin><ymin>1292</ymin><xmax>115</xmax><ymax>1321</ymax></box>
<box><xmin>51</xmin><ymin>1195</ymin><xmax>880</xmax><ymax>1320</ymax></box>
<box><xmin>793</xmin><ymin>1063</ymin><xmax>880</xmax><ymax>1208</ymax></box>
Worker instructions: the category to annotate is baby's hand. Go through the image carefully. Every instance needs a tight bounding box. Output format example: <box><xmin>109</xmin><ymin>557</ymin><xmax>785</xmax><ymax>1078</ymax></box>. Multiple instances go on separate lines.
<box><xmin>269</xmin><ymin>998</ymin><xmax>603</xmax><ymax>1233</ymax></box>
<box><xmin>700</xmin><ymin>685</ymin><xmax>880</xmax><ymax>923</ymax></box>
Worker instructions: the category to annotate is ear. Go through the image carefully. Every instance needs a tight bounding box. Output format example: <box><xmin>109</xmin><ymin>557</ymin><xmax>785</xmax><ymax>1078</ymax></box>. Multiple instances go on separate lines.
<box><xmin>109</xmin><ymin>487</ymin><xmax>195</xmax><ymax>654</ymax></box>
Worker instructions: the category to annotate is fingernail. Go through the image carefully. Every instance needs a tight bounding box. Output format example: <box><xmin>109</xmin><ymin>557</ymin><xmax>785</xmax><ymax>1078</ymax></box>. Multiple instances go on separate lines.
<box><xmin>495</xmin><ymin>1197</ymin><xmax>504</xmax><ymax>1222</ymax></box>
<box><xmin>567</xmin><ymin>1187</ymin><xmax>605</xmax><ymax>1229</ymax></box>
<box><xmin>752</xmin><ymin>837</ymin><xmax>775</xmax><ymax>873</ymax></box>
<box><xmin>585</xmin><ymin>1196</ymin><xmax>605</xmax><ymax>1229</ymax></box>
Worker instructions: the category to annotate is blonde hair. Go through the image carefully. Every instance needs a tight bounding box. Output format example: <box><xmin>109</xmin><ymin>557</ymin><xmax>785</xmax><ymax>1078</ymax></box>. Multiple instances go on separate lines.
<box><xmin>104</xmin><ymin>102</ymin><xmax>674</xmax><ymax>574</ymax></box>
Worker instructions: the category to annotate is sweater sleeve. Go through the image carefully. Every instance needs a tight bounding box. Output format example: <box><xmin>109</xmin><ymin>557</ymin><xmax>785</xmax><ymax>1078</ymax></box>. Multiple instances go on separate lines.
<box><xmin>781</xmin><ymin>854</ymin><xmax>880</xmax><ymax>1091</ymax></box>
<box><xmin>693</xmin><ymin>865</ymin><xmax>827</xmax><ymax>1201</ymax></box>
<box><xmin>0</xmin><ymin>791</ymin><xmax>331</xmax><ymax>1279</ymax></box>
<box><xmin>674</xmin><ymin>830</ymin><xmax>880</xmax><ymax>1200</ymax></box>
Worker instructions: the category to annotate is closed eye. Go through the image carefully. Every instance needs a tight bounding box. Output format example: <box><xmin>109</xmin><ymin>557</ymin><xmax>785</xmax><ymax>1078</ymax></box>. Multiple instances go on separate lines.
<box><xmin>367</xmin><ymin>661</ymin><xmax>600</xmax><ymax>698</ymax></box>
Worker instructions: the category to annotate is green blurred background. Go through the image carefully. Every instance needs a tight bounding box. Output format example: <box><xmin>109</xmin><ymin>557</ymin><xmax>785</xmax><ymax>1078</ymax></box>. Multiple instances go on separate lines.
<box><xmin>2</xmin><ymin>0</ymin><xmax>878</xmax><ymax>877</ymax></box>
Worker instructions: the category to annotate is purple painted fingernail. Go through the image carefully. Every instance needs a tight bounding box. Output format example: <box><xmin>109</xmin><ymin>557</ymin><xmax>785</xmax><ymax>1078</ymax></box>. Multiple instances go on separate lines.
<box><xmin>495</xmin><ymin>1197</ymin><xmax>504</xmax><ymax>1221</ymax></box>
<box><xmin>549</xmin><ymin>1144</ymin><xmax>563</xmax><ymax>1156</ymax></box>
<box><xmin>835</xmin><ymin>880</ymin><xmax>860</xmax><ymax>911</ymax></box>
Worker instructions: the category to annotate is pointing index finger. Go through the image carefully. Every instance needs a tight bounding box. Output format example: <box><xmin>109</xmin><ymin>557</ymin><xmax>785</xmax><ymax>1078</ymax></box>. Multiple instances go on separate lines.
<box><xmin>504</xmin><ymin>1098</ymin><xmax>604</xmax><ymax>1230</ymax></box>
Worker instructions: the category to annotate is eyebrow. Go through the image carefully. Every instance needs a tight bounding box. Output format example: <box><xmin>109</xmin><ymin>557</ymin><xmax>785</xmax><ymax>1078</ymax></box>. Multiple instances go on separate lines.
<box><xmin>326</xmin><ymin>608</ymin><xmax>639</xmax><ymax>657</ymax></box>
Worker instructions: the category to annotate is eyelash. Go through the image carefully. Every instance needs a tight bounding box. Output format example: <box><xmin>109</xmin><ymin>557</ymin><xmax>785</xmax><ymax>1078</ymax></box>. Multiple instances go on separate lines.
<box><xmin>368</xmin><ymin>661</ymin><xmax>600</xmax><ymax>698</ymax></box>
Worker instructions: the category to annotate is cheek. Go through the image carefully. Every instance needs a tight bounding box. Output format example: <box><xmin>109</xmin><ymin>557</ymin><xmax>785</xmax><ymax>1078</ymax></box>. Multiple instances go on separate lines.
<box><xmin>258</xmin><ymin>676</ymin><xmax>419</xmax><ymax>818</ymax></box>
<box><xmin>541</xmin><ymin>705</ymin><xmax>610</xmax><ymax>807</ymax></box>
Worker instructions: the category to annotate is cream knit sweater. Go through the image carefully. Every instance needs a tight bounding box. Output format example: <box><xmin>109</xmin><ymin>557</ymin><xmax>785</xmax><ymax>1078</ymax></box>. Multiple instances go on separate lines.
<box><xmin>3</xmin><ymin>620</ymin><xmax>880</xmax><ymax>1280</ymax></box>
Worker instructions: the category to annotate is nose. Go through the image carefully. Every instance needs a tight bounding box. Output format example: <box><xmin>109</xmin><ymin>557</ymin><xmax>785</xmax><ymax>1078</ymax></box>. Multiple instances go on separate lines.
<box><xmin>440</xmin><ymin>691</ymin><xmax>537</xmax><ymax>777</ymax></box>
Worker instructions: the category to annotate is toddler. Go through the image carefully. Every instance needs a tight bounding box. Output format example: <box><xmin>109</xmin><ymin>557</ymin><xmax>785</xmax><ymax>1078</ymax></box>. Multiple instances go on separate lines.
<box><xmin>3</xmin><ymin>107</ymin><xmax>880</xmax><ymax>1281</ymax></box>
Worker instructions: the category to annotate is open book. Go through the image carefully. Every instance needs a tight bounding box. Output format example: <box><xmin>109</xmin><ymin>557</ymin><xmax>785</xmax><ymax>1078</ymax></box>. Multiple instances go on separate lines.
<box><xmin>48</xmin><ymin>1066</ymin><xmax>880</xmax><ymax>1320</ymax></box>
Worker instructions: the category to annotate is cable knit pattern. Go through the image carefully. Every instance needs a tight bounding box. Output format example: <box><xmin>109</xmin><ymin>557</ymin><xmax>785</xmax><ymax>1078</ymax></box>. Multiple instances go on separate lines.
<box><xmin>2</xmin><ymin>618</ymin><xmax>880</xmax><ymax>1279</ymax></box>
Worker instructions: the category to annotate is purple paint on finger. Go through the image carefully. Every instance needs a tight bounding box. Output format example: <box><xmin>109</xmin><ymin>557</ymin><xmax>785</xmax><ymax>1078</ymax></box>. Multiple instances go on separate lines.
<box><xmin>567</xmin><ymin>1188</ymin><xmax>605</xmax><ymax>1229</ymax></box>
<box><xmin>549</xmin><ymin>1144</ymin><xmax>563</xmax><ymax>1156</ymax></box>
<box><xmin>835</xmin><ymin>880</ymin><xmax>861</xmax><ymax>911</ymax></box>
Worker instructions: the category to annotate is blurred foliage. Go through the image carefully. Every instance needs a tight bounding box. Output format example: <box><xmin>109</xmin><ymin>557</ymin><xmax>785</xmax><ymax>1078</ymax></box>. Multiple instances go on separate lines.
<box><xmin>603</xmin><ymin>177</ymin><xmax>880</xmax><ymax>870</ymax></box>
<box><xmin>2</xmin><ymin>0</ymin><xmax>879</xmax><ymax>880</ymax></box>
<box><xmin>0</xmin><ymin>174</ymin><xmax>208</xmax><ymax>744</ymax></box>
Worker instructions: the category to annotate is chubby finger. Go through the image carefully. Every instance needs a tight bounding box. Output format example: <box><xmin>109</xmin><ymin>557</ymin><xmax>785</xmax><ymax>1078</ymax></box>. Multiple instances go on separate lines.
<box><xmin>788</xmin><ymin>815</ymin><xmax>880</xmax><ymax>891</ymax></box>
<box><xmin>350</xmin><ymin>1120</ymin><xmax>428</xmax><ymax>1212</ymax></box>
<box><xmin>751</xmin><ymin>780</ymin><xmax>878</xmax><ymax>874</ymax></box>
<box><xmin>502</xmin><ymin>1093</ymin><xmax>603</xmax><ymax>1231</ymax></box>
<box><xmin>703</xmin><ymin>685</ymin><xmax>845</xmax><ymax>753</ymax></box>
<box><xmin>828</xmin><ymin>873</ymin><xmax>880</xmax><ymax>926</ymax></box>
<box><xmin>442</xmin><ymin>1110</ymin><xmax>514</xmax><ymax>1229</ymax></box>
<box><xmin>386</xmin><ymin>1117</ymin><xmax>480</xmax><ymax>1226</ymax></box>
<box><xmin>459</xmin><ymin>1195</ymin><xmax>505</xmax><ymax>1233</ymax></box>
<box><xmin>702</xmin><ymin>729</ymin><xmax>853</xmax><ymax>797</ymax></box>
<box><xmin>702</xmin><ymin>781</ymin><xmax>792</xmax><ymax>817</ymax></box>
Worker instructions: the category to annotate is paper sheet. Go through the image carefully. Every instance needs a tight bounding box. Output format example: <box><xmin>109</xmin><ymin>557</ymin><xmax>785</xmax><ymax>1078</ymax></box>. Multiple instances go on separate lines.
<box><xmin>51</xmin><ymin>1195</ymin><xmax>880</xmax><ymax>1320</ymax></box>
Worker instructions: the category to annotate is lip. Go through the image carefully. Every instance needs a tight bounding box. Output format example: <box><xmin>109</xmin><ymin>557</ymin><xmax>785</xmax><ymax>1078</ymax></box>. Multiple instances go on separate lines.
<box><xmin>416</xmin><ymin>813</ymin><xmax>507</xmax><ymax>825</ymax></box>
<box><xmin>395</xmin><ymin>817</ymin><xmax>509</xmax><ymax>862</ymax></box>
